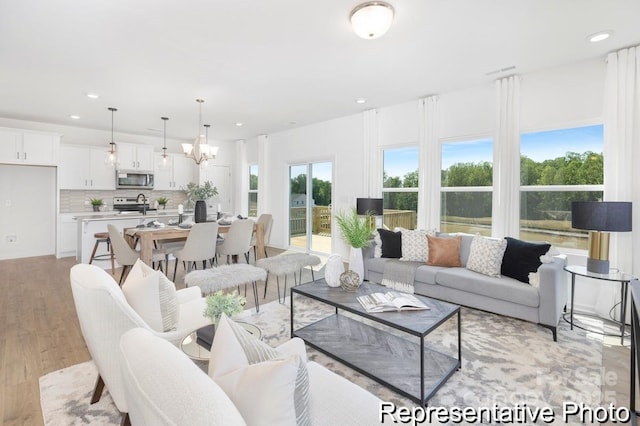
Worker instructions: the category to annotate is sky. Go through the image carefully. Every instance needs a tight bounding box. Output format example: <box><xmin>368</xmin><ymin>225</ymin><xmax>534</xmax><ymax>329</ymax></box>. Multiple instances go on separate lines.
<box><xmin>384</xmin><ymin>124</ymin><xmax>604</xmax><ymax>177</ymax></box>
<box><xmin>289</xmin><ymin>162</ymin><xmax>333</xmax><ymax>182</ymax></box>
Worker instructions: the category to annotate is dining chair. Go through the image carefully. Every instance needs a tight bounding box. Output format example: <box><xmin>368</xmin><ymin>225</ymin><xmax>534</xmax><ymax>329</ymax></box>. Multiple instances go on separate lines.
<box><xmin>216</xmin><ymin>219</ymin><xmax>254</xmax><ymax>264</ymax></box>
<box><xmin>250</xmin><ymin>214</ymin><xmax>273</xmax><ymax>261</ymax></box>
<box><xmin>172</xmin><ymin>221</ymin><xmax>219</xmax><ymax>281</ymax></box>
<box><xmin>107</xmin><ymin>224</ymin><xmax>165</xmax><ymax>284</ymax></box>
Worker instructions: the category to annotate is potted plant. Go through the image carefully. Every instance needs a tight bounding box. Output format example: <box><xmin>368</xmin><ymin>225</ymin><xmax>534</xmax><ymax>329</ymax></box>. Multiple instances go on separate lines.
<box><xmin>157</xmin><ymin>197</ymin><xmax>169</xmax><ymax>209</ymax></box>
<box><xmin>90</xmin><ymin>198</ymin><xmax>104</xmax><ymax>212</ymax></box>
<box><xmin>203</xmin><ymin>290</ymin><xmax>246</xmax><ymax>324</ymax></box>
<box><xmin>334</xmin><ymin>208</ymin><xmax>375</xmax><ymax>285</ymax></box>
<box><xmin>184</xmin><ymin>181</ymin><xmax>218</xmax><ymax>223</ymax></box>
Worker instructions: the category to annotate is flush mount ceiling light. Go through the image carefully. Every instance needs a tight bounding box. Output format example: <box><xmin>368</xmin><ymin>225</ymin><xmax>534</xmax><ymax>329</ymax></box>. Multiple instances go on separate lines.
<box><xmin>106</xmin><ymin>107</ymin><xmax>118</xmax><ymax>167</ymax></box>
<box><xmin>350</xmin><ymin>1</ymin><xmax>394</xmax><ymax>39</ymax></box>
<box><xmin>587</xmin><ymin>30</ymin><xmax>612</xmax><ymax>43</ymax></box>
<box><xmin>181</xmin><ymin>99</ymin><xmax>218</xmax><ymax>166</ymax></box>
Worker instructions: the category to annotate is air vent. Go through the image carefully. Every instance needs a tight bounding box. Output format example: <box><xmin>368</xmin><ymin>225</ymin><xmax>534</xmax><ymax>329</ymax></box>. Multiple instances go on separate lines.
<box><xmin>485</xmin><ymin>65</ymin><xmax>516</xmax><ymax>76</ymax></box>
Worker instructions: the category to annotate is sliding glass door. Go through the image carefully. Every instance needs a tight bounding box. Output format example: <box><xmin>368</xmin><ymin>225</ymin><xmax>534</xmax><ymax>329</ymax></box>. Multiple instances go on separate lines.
<box><xmin>288</xmin><ymin>161</ymin><xmax>332</xmax><ymax>253</ymax></box>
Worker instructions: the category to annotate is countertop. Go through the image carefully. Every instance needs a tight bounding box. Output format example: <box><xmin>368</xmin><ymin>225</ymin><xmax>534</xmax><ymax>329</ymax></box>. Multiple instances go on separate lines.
<box><xmin>72</xmin><ymin>209</ymin><xmax>190</xmax><ymax>221</ymax></box>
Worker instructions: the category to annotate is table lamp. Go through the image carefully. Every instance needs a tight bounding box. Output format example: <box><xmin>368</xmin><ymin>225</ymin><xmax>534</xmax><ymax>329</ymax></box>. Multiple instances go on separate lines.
<box><xmin>356</xmin><ymin>198</ymin><xmax>383</xmax><ymax>216</ymax></box>
<box><xmin>571</xmin><ymin>201</ymin><xmax>632</xmax><ymax>274</ymax></box>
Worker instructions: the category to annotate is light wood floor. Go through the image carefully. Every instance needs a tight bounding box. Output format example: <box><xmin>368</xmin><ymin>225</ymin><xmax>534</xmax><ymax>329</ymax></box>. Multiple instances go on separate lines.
<box><xmin>0</xmin><ymin>254</ymin><xmax>632</xmax><ymax>425</ymax></box>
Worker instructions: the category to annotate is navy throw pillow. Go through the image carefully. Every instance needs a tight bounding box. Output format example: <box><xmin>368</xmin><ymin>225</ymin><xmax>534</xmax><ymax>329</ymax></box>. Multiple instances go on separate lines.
<box><xmin>377</xmin><ymin>229</ymin><xmax>402</xmax><ymax>258</ymax></box>
<box><xmin>501</xmin><ymin>237</ymin><xmax>551</xmax><ymax>284</ymax></box>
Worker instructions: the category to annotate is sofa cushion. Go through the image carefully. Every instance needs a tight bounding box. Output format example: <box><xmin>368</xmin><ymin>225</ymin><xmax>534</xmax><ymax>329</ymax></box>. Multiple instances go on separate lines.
<box><xmin>377</xmin><ymin>228</ymin><xmax>402</xmax><ymax>258</ymax></box>
<box><xmin>436</xmin><ymin>268</ymin><xmax>540</xmax><ymax>307</ymax></box>
<box><xmin>122</xmin><ymin>259</ymin><xmax>179</xmax><ymax>332</ymax></box>
<box><xmin>466</xmin><ymin>234</ymin><xmax>508</xmax><ymax>278</ymax></box>
<box><xmin>209</xmin><ymin>314</ymin><xmax>310</xmax><ymax>426</ymax></box>
<box><xmin>501</xmin><ymin>237</ymin><xmax>551</xmax><ymax>284</ymax></box>
<box><xmin>414</xmin><ymin>265</ymin><xmax>447</xmax><ymax>285</ymax></box>
<box><xmin>426</xmin><ymin>235</ymin><xmax>462</xmax><ymax>267</ymax></box>
<box><xmin>399</xmin><ymin>229</ymin><xmax>432</xmax><ymax>262</ymax></box>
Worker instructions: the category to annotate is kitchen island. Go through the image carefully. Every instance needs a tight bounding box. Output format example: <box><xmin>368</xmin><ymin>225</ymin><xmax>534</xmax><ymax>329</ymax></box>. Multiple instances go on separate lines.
<box><xmin>73</xmin><ymin>210</ymin><xmax>191</xmax><ymax>268</ymax></box>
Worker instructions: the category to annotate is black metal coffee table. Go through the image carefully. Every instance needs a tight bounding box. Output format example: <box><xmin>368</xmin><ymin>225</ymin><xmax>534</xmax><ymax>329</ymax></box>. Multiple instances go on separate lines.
<box><xmin>291</xmin><ymin>280</ymin><xmax>461</xmax><ymax>406</ymax></box>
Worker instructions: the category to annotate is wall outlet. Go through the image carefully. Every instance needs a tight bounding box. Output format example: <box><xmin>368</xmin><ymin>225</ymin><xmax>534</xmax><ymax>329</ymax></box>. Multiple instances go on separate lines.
<box><xmin>6</xmin><ymin>235</ymin><xmax>17</xmax><ymax>243</ymax></box>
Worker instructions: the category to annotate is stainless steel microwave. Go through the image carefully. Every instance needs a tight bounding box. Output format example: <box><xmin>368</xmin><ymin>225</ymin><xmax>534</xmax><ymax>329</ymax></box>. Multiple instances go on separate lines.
<box><xmin>116</xmin><ymin>171</ymin><xmax>154</xmax><ymax>189</ymax></box>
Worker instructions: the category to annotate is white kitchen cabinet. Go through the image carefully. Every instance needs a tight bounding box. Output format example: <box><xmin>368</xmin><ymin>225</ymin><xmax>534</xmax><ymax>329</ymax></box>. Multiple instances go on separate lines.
<box><xmin>117</xmin><ymin>143</ymin><xmax>154</xmax><ymax>172</ymax></box>
<box><xmin>0</xmin><ymin>128</ymin><xmax>59</xmax><ymax>165</ymax></box>
<box><xmin>56</xmin><ymin>214</ymin><xmax>77</xmax><ymax>258</ymax></box>
<box><xmin>154</xmin><ymin>153</ymin><xmax>195</xmax><ymax>190</ymax></box>
<box><xmin>59</xmin><ymin>145</ymin><xmax>115</xmax><ymax>190</ymax></box>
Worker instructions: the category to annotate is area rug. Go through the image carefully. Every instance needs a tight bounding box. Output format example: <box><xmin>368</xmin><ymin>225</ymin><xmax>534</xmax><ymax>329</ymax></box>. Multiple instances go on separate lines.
<box><xmin>41</xmin><ymin>293</ymin><xmax>604</xmax><ymax>425</ymax></box>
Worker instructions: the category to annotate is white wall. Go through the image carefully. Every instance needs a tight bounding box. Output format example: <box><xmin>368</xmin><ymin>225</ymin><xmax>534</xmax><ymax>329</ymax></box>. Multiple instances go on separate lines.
<box><xmin>264</xmin><ymin>114</ymin><xmax>364</xmax><ymax>258</ymax></box>
<box><xmin>0</xmin><ymin>164</ymin><xmax>56</xmax><ymax>259</ymax></box>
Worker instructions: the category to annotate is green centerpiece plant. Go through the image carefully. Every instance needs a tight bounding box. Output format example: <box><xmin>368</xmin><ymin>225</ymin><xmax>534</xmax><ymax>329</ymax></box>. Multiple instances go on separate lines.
<box><xmin>185</xmin><ymin>181</ymin><xmax>218</xmax><ymax>203</ymax></box>
<box><xmin>203</xmin><ymin>290</ymin><xmax>246</xmax><ymax>324</ymax></box>
<box><xmin>157</xmin><ymin>197</ymin><xmax>169</xmax><ymax>209</ymax></box>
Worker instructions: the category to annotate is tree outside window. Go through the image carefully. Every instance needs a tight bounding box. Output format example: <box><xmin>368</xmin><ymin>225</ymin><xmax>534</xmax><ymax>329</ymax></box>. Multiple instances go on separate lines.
<box><xmin>520</xmin><ymin>125</ymin><xmax>603</xmax><ymax>249</ymax></box>
<box><xmin>383</xmin><ymin>147</ymin><xmax>419</xmax><ymax>230</ymax></box>
<box><xmin>440</xmin><ymin>138</ymin><xmax>493</xmax><ymax>236</ymax></box>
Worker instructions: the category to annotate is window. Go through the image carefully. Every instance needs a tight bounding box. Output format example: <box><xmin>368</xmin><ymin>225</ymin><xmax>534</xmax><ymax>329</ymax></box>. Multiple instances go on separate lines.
<box><xmin>520</xmin><ymin>125</ymin><xmax>603</xmax><ymax>250</ymax></box>
<box><xmin>382</xmin><ymin>147</ymin><xmax>418</xmax><ymax>230</ymax></box>
<box><xmin>440</xmin><ymin>138</ymin><xmax>493</xmax><ymax>236</ymax></box>
<box><xmin>248</xmin><ymin>164</ymin><xmax>258</xmax><ymax>217</ymax></box>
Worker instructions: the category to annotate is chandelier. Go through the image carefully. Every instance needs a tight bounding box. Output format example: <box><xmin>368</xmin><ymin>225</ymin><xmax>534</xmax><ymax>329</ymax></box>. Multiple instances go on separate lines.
<box><xmin>182</xmin><ymin>99</ymin><xmax>218</xmax><ymax>165</ymax></box>
<box><xmin>350</xmin><ymin>1</ymin><xmax>394</xmax><ymax>39</ymax></box>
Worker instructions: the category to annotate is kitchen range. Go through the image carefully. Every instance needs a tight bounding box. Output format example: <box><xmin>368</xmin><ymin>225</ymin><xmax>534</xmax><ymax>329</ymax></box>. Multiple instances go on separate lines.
<box><xmin>113</xmin><ymin>196</ymin><xmax>156</xmax><ymax>215</ymax></box>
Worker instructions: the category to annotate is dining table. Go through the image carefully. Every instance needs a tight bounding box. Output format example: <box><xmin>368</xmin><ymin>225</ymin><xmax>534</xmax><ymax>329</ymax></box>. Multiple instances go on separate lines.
<box><xmin>125</xmin><ymin>221</ymin><xmax>265</xmax><ymax>266</ymax></box>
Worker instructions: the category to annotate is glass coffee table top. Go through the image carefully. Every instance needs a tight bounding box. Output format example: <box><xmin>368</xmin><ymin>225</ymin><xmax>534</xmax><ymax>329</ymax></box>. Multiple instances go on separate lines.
<box><xmin>180</xmin><ymin>321</ymin><xmax>263</xmax><ymax>361</ymax></box>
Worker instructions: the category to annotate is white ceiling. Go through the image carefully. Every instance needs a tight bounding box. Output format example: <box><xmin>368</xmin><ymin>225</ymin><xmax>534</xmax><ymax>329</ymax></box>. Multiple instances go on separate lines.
<box><xmin>1</xmin><ymin>0</ymin><xmax>639</xmax><ymax>142</ymax></box>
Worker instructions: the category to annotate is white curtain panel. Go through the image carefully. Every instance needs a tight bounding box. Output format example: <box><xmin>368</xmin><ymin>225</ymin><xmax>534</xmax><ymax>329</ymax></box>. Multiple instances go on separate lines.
<box><xmin>257</xmin><ymin>134</ymin><xmax>269</xmax><ymax>214</ymax></box>
<box><xmin>363</xmin><ymin>109</ymin><xmax>381</xmax><ymax>197</ymax></box>
<box><xmin>418</xmin><ymin>96</ymin><xmax>441</xmax><ymax>230</ymax></box>
<box><xmin>492</xmin><ymin>75</ymin><xmax>521</xmax><ymax>238</ymax></box>
<box><xmin>601</xmin><ymin>46</ymin><xmax>640</xmax><ymax>322</ymax></box>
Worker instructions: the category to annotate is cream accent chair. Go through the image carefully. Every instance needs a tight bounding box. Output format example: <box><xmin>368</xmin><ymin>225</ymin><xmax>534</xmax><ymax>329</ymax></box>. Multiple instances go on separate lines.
<box><xmin>107</xmin><ymin>224</ymin><xmax>165</xmax><ymax>284</ymax></box>
<box><xmin>250</xmin><ymin>213</ymin><xmax>273</xmax><ymax>261</ymax></box>
<box><xmin>217</xmin><ymin>219</ymin><xmax>255</xmax><ymax>264</ymax></box>
<box><xmin>69</xmin><ymin>263</ymin><xmax>211</xmax><ymax>423</ymax></box>
<box><xmin>172</xmin><ymin>221</ymin><xmax>219</xmax><ymax>281</ymax></box>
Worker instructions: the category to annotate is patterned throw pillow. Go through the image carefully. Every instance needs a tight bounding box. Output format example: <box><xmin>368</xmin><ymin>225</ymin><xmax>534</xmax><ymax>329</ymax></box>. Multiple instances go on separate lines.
<box><xmin>374</xmin><ymin>231</ymin><xmax>382</xmax><ymax>258</ymax></box>
<box><xmin>466</xmin><ymin>234</ymin><xmax>508</xmax><ymax>277</ymax></box>
<box><xmin>399</xmin><ymin>229</ymin><xmax>432</xmax><ymax>262</ymax></box>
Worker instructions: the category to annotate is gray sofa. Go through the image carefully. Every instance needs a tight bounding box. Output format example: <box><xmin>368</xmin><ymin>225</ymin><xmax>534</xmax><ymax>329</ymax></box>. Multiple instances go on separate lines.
<box><xmin>363</xmin><ymin>234</ymin><xmax>568</xmax><ymax>341</ymax></box>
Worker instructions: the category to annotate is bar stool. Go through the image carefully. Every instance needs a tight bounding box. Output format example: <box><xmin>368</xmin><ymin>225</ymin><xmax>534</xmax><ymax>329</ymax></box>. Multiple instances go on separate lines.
<box><xmin>89</xmin><ymin>232</ymin><xmax>115</xmax><ymax>275</ymax></box>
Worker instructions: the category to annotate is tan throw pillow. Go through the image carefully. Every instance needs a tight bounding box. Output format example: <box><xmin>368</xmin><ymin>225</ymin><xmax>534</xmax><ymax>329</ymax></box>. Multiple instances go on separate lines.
<box><xmin>426</xmin><ymin>235</ymin><xmax>462</xmax><ymax>267</ymax></box>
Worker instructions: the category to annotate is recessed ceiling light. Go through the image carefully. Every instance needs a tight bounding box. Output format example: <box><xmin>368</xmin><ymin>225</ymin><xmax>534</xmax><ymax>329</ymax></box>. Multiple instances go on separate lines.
<box><xmin>587</xmin><ymin>31</ymin><xmax>612</xmax><ymax>43</ymax></box>
<box><xmin>235</xmin><ymin>122</ymin><xmax>243</xmax><ymax>127</ymax></box>
<box><xmin>288</xmin><ymin>121</ymin><xmax>297</xmax><ymax>126</ymax></box>
<box><xmin>69</xmin><ymin>114</ymin><xmax>80</xmax><ymax>120</ymax></box>
<box><xmin>356</xmin><ymin>98</ymin><xmax>367</xmax><ymax>104</ymax></box>
<box><xmin>86</xmin><ymin>93</ymin><xmax>99</xmax><ymax>99</ymax></box>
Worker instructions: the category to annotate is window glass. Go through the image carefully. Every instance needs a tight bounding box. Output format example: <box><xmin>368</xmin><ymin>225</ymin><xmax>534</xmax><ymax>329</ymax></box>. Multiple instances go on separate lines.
<box><xmin>248</xmin><ymin>164</ymin><xmax>258</xmax><ymax>217</ymax></box>
<box><xmin>520</xmin><ymin>125</ymin><xmax>603</xmax><ymax>250</ymax></box>
<box><xmin>382</xmin><ymin>147</ymin><xmax>419</xmax><ymax>229</ymax></box>
<box><xmin>440</xmin><ymin>139</ymin><xmax>493</xmax><ymax>236</ymax></box>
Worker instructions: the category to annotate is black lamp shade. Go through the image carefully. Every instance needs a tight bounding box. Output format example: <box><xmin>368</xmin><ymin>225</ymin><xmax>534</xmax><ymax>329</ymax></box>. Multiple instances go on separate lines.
<box><xmin>571</xmin><ymin>201</ymin><xmax>632</xmax><ymax>232</ymax></box>
<box><xmin>356</xmin><ymin>198</ymin><xmax>383</xmax><ymax>216</ymax></box>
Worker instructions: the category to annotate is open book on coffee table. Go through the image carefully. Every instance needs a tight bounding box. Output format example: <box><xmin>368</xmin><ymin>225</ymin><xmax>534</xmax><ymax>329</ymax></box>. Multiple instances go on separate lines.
<box><xmin>357</xmin><ymin>291</ymin><xmax>429</xmax><ymax>313</ymax></box>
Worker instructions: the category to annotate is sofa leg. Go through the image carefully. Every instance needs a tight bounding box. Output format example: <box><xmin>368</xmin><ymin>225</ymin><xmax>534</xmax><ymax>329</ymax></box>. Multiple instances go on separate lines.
<box><xmin>121</xmin><ymin>413</ymin><xmax>131</xmax><ymax>426</ymax></box>
<box><xmin>539</xmin><ymin>324</ymin><xmax>557</xmax><ymax>342</ymax></box>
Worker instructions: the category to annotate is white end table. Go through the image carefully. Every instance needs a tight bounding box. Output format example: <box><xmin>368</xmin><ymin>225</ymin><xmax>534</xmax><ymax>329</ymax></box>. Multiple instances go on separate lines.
<box><xmin>564</xmin><ymin>265</ymin><xmax>633</xmax><ymax>344</ymax></box>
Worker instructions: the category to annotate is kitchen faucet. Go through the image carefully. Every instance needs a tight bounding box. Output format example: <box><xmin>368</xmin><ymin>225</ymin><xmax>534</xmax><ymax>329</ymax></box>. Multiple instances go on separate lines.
<box><xmin>136</xmin><ymin>193</ymin><xmax>147</xmax><ymax>216</ymax></box>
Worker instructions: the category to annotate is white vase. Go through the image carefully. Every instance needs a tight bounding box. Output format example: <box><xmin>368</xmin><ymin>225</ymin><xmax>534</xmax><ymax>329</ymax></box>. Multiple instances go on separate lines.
<box><xmin>348</xmin><ymin>247</ymin><xmax>364</xmax><ymax>285</ymax></box>
<box><xmin>325</xmin><ymin>254</ymin><xmax>344</xmax><ymax>287</ymax></box>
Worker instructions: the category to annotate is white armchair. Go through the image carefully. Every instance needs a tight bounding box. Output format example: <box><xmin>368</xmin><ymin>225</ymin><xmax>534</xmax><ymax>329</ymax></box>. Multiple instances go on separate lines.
<box><xmin>69</xmin><ymin>263</ymin><xmax>211</xmax><ymax>421</ymax></box>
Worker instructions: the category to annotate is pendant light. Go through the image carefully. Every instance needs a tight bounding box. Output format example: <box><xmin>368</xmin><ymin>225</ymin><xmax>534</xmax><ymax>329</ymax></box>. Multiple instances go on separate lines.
<box><xmin>159</xmin><ymin>116</ymin><xmax>169</xmax><ymax>169</ymax></box>
<box><xmin>106</xmin><ymin>107</ymin><xmax>118</xmax><ymax>167</ymax></box>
